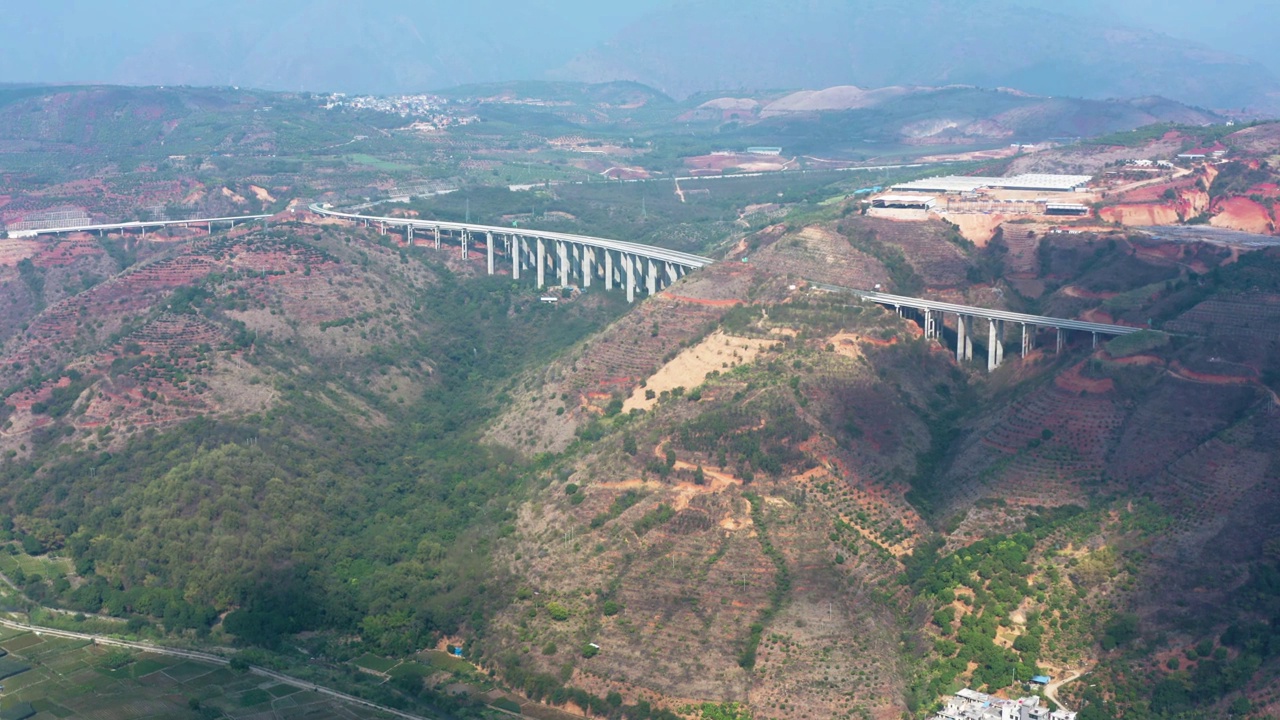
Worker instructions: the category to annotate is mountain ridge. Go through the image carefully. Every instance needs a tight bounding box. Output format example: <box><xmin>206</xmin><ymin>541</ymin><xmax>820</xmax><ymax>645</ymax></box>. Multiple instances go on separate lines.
<box><xmin>554</xmin><ymin>0</ymin><xmax>1280</xmax><ymax>112</ymax></box>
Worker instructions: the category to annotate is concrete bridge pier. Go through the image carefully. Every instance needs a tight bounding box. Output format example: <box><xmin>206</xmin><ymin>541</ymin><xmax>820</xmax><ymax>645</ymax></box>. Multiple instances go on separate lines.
<box><xmin>625</xmin><ymin>254</ymin><xmax>636</xmax><ymax>303</ymax></box>
<box><xmin>666</xmin><ymin>261</ymin><xmax>678</xmax><ymax>285</ymax></box>
<box><xmin>964</xmin><ymin>315</ymin><xmax>974</xmax><ymax>362</ymax></box>
<box><xmin>486</xmin><ymin>231</ymin><xmax>494</xmax><ymax>275</ymax></box>
<box><xmin>434</xmin><ymin>226</ymin><xmax>441</xmax><ymax>250</ymax></box>
<box><xmin>536</xmin><ymin>237</ymin><xmax>546</xmax><ymax>289</ymax></box>
<box><xmin>558</xmin><ymin>240</ymin><xmax>570</xmax><ymax>287</ymax></box>
<box><xmin>987</xmin><ymin>319</ymin><xmax>1005</xmax><ymax>371</ymax></box>
<box><xmin>956</xmin><ymin>314</ymin><xmax>975</xmax><ymax>363</ymax></box>
<box><xmin>407</xmin><ymin>225</ymin><xmax>414</xmax><ymax>244</ymax></box>
<box><xmin>1091</xmin><ymin>331</ymin><xmax>1099</xmax><ymax>349</ymax></box>
<box><xmin>1021</xmin><ymin>324</ymin><xmax>1032</xmax><ymax>358</ymax></box>
<box><xmin>512</xmin><ymin>235</ymin><xmax>521</xmax><ymax>280</ymax></box>
<box><xmin>1056</xmin><ymin>328</ymin><xmax>1065</xmax><ymax>353</ymax></box>
<box><xmin>646</xmin><ymin>257</ymin><xmax>658</xmax><ymax>296</ymax></box>
<box><xmin>461</xmin><ymin>229</ymin><xmax>468</xmax><ymax>260</ymax></box>
<box><xmin>583</xmin><ymin>247</ymin><xmax>595</xmax><ymax>288</ymax></box>
<box><xmin>924</xmin><ymin>310</ymin><xmax>937</xmax><ymax>340</ymax></box>
<box><xmin>604</xmin><ymin>249</ymin><xmax>615</xmax><ymax>290</ymax></box>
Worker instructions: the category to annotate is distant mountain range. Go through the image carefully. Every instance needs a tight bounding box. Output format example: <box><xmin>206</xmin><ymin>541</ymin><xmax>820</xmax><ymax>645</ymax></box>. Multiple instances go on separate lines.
<box><xmin>555</xmin><ymin>0</ymin><xmax>1280</xmax><ymax>112</ymax></box>
<box><xmin>1</xmin><ymin>0</ymin><xmax>1278</xmax><ymax>113</ymax></box>
<box><xmin>682</xmin><ymin>86</ymin><xmax>1223</xmax><ymax>151</ymax></box>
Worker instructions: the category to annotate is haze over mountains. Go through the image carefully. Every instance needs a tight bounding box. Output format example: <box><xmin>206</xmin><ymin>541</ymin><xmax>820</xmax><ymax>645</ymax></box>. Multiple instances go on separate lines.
<box><xmin>2</xmin><ymin>0</ymin><xmax>1280</xmax><ymax>112</ymax></box>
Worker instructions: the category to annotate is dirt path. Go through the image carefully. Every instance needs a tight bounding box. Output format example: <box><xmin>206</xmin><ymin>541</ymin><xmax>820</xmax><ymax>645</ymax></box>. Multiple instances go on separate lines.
<box><xmin>1108</xmin><ymin>166</ymin><xmax>1192</xmax><ymax>197</ymax></box>
<box><xmin>1043</xmin><ymin>667</ymin><xmax>1088</xmax><ymax>711</ymax></box>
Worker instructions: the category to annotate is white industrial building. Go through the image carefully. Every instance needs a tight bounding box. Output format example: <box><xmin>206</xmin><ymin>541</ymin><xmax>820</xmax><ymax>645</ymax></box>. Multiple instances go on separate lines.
<box><xmin>872</xmin><ymin>194</ymin><xmax>938</xmax><ymax>209</ymax></box>
<box><xmin>892</xmin><ymin>174</ymin><xmax>1093</xmax><ymax>194</ymax></box>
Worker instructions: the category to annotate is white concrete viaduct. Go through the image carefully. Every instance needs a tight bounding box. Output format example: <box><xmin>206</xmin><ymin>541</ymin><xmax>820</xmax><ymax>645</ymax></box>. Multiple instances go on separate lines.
<box><xmin>6</xmin><ymin>214</ymin><xmax>272</xmax><ymax>239</ymax></box>
<box><xmin>814</xmin><ymin>284</ymin><xmax>1143</xmax><ymax>371</ymax></box>
<box><xmin>309</xmin><ymin>204</ymin><xmax>713</xmax><ymax>302</ymax></box>
<box><xmin>312</xmin><ymin>205</ymin><xmax>1143</xmax><ymax>372</ymax></box>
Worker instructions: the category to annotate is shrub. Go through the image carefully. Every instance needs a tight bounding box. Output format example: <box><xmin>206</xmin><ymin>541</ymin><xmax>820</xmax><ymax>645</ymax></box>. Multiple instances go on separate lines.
<box><xmin>546</xmin><ymin>602</ymin><xmax>570</xmax><ymax>621</ymax></box>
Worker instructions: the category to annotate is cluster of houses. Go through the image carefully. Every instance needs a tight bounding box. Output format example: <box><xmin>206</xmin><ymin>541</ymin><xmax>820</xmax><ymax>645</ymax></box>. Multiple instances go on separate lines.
<box><xmin>930</xmin><ymin>689</ymin><xmax>1077</xmax><ymax>720</ymax></box>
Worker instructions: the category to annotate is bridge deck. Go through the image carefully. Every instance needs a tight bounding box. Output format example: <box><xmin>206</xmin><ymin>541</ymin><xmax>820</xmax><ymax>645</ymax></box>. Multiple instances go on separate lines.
<box><xmin>310</xmin><ymin>205</ymin><xmax>713</xmax><ymax>268</ymax></box>
<box><xmin>8</xmin><ymin>214</ymin><xmax>272</xmax><ymax>238</ymax></box>
<box><xmin>315</xmin><ymin>205</ymin><xmax>1142</xmax><ymax>336</ymax></box>
<box><xmin>815</xmin><ymin>284</ymin><xmax>1142</xmax><ymax>335</ymax></box>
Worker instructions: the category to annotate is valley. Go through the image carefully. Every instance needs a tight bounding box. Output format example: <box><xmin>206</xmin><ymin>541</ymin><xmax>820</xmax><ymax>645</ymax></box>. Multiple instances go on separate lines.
<box><xmin>0</xmin><ymin>78</ymin><xmax>1276</xmax><ymax>720</ymax></box>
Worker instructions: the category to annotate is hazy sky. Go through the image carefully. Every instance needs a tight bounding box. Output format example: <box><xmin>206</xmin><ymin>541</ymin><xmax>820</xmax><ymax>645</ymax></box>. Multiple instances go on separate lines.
<box><xmin>1027</xmin><ymin>0</ymin><xmax>1277</xmax><ymax>70</ymax></box>
<box><xmin>0</xmin><ymin>1</ymin><xmax>1275</xmax><ymax>91</ymax></box>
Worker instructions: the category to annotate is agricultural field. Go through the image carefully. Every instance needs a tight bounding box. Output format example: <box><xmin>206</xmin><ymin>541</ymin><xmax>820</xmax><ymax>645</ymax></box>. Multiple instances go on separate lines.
<box><xmin>0</xmin><ymin>625</ymin><xmax>390</xmax><ymax>720</ymax></box>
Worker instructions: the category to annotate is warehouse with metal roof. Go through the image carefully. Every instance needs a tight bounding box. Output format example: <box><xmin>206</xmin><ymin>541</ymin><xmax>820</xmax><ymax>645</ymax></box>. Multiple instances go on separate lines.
<box><xmin>891</xmin><ymin>174</ymin><xmax>1092</xmax><ymax>193</ymax></box>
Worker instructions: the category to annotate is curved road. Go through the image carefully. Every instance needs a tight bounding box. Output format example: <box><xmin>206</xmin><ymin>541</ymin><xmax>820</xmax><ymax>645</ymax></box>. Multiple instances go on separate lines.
<box><xmin>1044</xmin><ymin>667</ymin><xmax>1088</xmax><ymax>713</ymax></box>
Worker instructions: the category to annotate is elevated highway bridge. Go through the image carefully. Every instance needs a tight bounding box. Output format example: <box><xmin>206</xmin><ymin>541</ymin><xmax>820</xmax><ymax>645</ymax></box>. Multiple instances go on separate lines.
<box><xmin>7</xmin><ymin>214</ymin><xmax>271</xmax><ymax>239</ymax></box>
<box><xmin>310</xmin><ymin>203</ymin><xmax>714</xmax><ymax>303</ymax></box>
<box><xmin>814</xmin><ymin>283</ymin><xmax>1142</xmax><ymax>371</ymax></box>
<box><xmin>311</xmin><ymin>205</ymin><xmax>1141</xmax><ymax>371</ymax></box>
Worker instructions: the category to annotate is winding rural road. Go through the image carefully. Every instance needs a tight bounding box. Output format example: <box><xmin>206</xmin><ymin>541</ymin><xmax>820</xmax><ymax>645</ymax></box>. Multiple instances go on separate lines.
<box><xmin>1043</xmin><ymin>667</ymin><xmax>1088</xmax><ymax>712</ymax></box>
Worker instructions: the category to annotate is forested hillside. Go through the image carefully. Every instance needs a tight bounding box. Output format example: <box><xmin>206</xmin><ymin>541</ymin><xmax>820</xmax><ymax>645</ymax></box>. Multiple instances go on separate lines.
<box><xmin>0</xmin><ymin>220</ymin><xmax>627</xmax><ymax>712</ymax></box>
<box><xmin>0</xmin><ymin>187</ymin><xmax>1278</xmax><ymax>720</ymax></box>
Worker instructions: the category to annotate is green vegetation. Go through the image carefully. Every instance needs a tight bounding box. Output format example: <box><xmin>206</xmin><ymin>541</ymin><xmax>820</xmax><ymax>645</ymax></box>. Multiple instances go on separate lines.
<box><xmin>1208</xmin><ymin>160</ymin><xmax>1273</xmax><ymax>198</ymax></box>
<box><xmin>906</xmin><ymin>506</ymin><xmax>1090</xmax><ymax>701</ymax></box>
<box><xmin>14</xmin><ymin>259</ymin><xmax>43</xmax><ymax>310</ymax></box>
<box><xmin>738</xmin><ymin>493</ymin><xmax>791</xmax><ymax>669</ymax></box>
<box><xmin>590</xmin><ymin>490</ymin><xmax>645</xmax><ymax>528</ymax></box>
<box><xmin>676</xmin><ymin>400</ymin><xmax>811</xmax><ymax>479</ymax></box>
<box><xmin>633</xmin><ymin>504</ymin><xmax>676</xmax><ymax>536</ymax></box>
<box><xmin>545</xmin><ymin>602</ymin><xmax>571</xmax><ymax>622</ymax></box>
<box><xmin>0</xmin><ymin>628</ymin><xmax>373</xmax><ymax>719</ymax></box>
<box><xmin>1105</xmin><ymin>330</ymin><xmax>1171</xmax><ymax>358</ymax></box>
<box><xmin>0</xmin><ymin>249</ymin><xmax>627</xmax><ymax>662</ymax></box>
<box><xmin>689</xmin><ymin>702</ymin><xmax>751</xmax><ymax>720</ymax></box>
<box><xmin>839</xmin><ymin>221</ymin><xmax>927</xmax><ymax>295</ymax></box>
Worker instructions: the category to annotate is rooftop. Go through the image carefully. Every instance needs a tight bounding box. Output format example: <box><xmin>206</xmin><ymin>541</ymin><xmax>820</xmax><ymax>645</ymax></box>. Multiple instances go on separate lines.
<box><xmin>892</xmin><ymin>174</ymin><xmax>1093</xmax><ymax>193</ymax></box>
